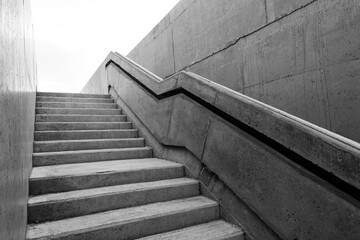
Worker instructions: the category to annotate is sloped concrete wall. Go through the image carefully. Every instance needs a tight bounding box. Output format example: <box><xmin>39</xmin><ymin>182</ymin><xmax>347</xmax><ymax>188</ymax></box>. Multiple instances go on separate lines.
<box><xmin>0</xmin><ymin>0</ymin><xmax>38</xmax><ymax>239</ymax></box>
<box><xmin>127</xmin><ymin>0</ymin><xmax>360</xmax><ymax>143</ymax></box>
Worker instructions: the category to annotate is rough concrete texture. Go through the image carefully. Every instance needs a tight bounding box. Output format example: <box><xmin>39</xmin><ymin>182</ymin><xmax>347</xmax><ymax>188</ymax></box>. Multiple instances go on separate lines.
<box><xmin>28</xmin><ymin>178</ymin><xmax>199</xmax><ymax>223</ymax></box>
<box><xmin>0</xmin><ymin>0</ymin><xmax>37</xmax><ymax>239</ymax></box>
<box><xmin>127</xmin><ymin>0</ymin><xmax>360</xmax><ymax>143</ymax></box>
<box><xmin>137</xmin><ymin>220</ymin><xmax>244</xmax><ymax>240</ymax></box>
<box><xmin>27</xmin><ymin>196</ymin><xmax>219</xmax><ymax>240</ymax></box>
<box><xmin>81</xmin><ymin>52</ymin><xmax>360</xmax><ymax>239</ymax></box>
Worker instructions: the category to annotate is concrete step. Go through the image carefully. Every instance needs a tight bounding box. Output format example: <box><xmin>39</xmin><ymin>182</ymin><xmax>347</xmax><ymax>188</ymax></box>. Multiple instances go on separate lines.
<box><xmin>35</xmin><ymin>122</ymin><xmax>132</xmax><ymax>131</ymax></box>
<box><xmin>30</xmin><ymin>158</ymin><xmax>184</xmax><ymax>195</ymax></box>
<box><xmin>35</xmin><ymin>114</ymin><xmax>126</xmax><ymax>122</ymax></box>
<box><xmin>28</xmin><ymin>178</ymin><xmax>199</xmax><ymax>223</ymax></box>
<box><xmin>26</xmin><ymin>196</ymin><xmax>219</xmax><ymax>240</ymax></box>
<box><xmin>37</xmin><ymin>92</ymin><xmax>110</xmax><ymax>99</ymax></box>
<box><xmin>137</xmin><ymin>220</ymin><xmax>244</xmax><ymax>240</ymax></box>
<box><xmin>36</xmin><ymin>96</ymin><xmax>114</xmax><ymax>104</ymax></box>
<box><xmin>33</xmin><ymin>147</ymin><xmax>153</xmax><ymax>166</ymax></box>
<box><xmin>34</xmin><ymin>138</ymin><xmax>144</xmax><ymax>152</ymax></box>
<box><xmin>34</xmin><ymin>129</ymin><xmax>138</xmax><ymax>141</ymax></box>
<box><xmin>36</xmin><ymin>101</ymin><xmax>118</xmax><ymax>109</ymax></box>
<box><xmin>35</xmin><ymin>108</ymin><xmax>122</xmax><ymax>115</ymax></box>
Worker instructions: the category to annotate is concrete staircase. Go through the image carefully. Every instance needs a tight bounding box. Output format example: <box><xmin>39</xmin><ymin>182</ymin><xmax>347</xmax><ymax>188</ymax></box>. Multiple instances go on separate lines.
<box><xmin>26</xmin><ymin>92</ymin><xmax>244</xmax><ymax>240</ymax></box>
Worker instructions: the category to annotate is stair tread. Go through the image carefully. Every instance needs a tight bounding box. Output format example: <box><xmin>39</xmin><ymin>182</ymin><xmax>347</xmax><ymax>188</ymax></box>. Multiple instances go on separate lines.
<box><xmin>35</xmin><ymin>114</ymin><xmax>125</xmax><ymax>117</ymax></box>
<box><xmin>35</xmin><ymin>107</ymin><xmax>121</xmax><ymax>111</ymax></box>
<box><xmin>37</xmin><ymin>92</ymin><xmax>110</xmax><ymax>98</ymax></box>
<box><xmin>137</xmin><ymin>220</ymin><xmax>243</xmax><ymax>240</ymax></box>
<box><xmin>35</xmin><ymin>129</ymin><xmax>136</xmax><ymax>133</ymax></box>
<box><xmin>33</xmin><ymin>146</ymin><xmax>151</xmax><ymax>156</ymax></box>
<box><xmin>34</xmin><ymin>138</ymin><xmax>143</xmax><ymax>144</ymax></box>
<box><xmin>29</xmin><ymin>178</ymin><xmax>198</xmax><ymax>205</ymax></box>
<box><xmin>30</xmin><ymin>158</ymin><xmax>183</xmax><ymax>180</ymax></box>
<box><xmin>26</xmin><ymin>196</ymin><xmax>217</xmax><ymax>239</ymax></box>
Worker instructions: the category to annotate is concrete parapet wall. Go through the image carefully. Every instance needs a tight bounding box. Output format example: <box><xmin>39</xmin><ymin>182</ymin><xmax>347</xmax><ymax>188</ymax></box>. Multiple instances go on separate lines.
<box><xmin>82</xmin><ymin>52</ymin><xmax>360</xmax><ymax>240</ymax></box>
<box><xmin>0</xmin><ymin>0</ymin><xmax>37</xmax><ymax>239</ymax></box>
<box><xmin>127</xmin><ymin>0</ymin><xmax>360</xmax><ymax>143</ymax></box>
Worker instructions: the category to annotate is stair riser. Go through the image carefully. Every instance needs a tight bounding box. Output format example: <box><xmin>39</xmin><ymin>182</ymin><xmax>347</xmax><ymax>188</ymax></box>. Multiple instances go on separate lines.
<box><xmin>34</xmin><ymin>139</ymin><xmax>144</xmax><ymax>152</ymax></box>
<box><xmin>36</xmin><ymin>108</ymin><xmax>122</xmax><ymax>115</ymax></box>
<box><xmin>30</xmin><ymin>167</ymin><xmax>184</xmax><ymax>195</ymax></box>
<box><xmin>27</xmin><ymin>205</ymin><xmax>219</xmax><ymax>240</ymax></box>
<box><xmin>36</xmin><ymin>114</ymin><xmax>126</xmax><ymax>122</ymax></box>
<box><xmin>37</xmin><ymin>92</ymin><xmax>110</xmax><ymax>99</ymax></box>
<box><xmin>35</xmin><ymin>122</ymin><xmax>132</xmax><ymax>131</ymax></box>
<box><xmin>36</xmin><ymin>102</ymin><xmax>118</xmax><ymax>109</ymax></box>
<box><xmin>35</xmin><ymin>130</ymin><xmax>138</xmax><ymax>141</ymax></box>
<box><xmin>33</xmin><ymin>148</ymin><xmax>153</xmax><ymax>166</ymax></box>
<box><xmin>28</xmin><ymin>183</ymin><xmax>199</xmax><ymax>223</ymax></box>
<box><xmin>36</xmin><ymin>97</ymin><xmax>113</xmax><ymax>104</ymax></box>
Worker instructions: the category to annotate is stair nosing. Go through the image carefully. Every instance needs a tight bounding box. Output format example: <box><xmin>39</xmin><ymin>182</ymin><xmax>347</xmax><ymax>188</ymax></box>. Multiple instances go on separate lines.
<box><xmin>26</xmin><ymin>196</ymin><xmax>218</xmax><ymax>239</ymax></box>
<box><xmin>28</xmin><ymin>178</ymin><xmax>199</xmax><ymax>206</ymax></box>
<box><xmin>30</xmin><ymin>158</ymin><xmax>183</xmax><ymax>180</ymax></box>
<box><xmin>32</xmin><ymin>146</ymin><xmax>152</xmax><ymax>156</ymax></box>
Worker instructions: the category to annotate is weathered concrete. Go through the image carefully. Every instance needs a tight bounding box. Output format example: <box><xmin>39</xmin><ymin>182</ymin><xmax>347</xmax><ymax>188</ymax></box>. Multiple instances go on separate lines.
<box><xmin>28</xmin><ymin>178</ymin><xmax>199</xmax><ymax>223</ymax></box>
<box><xmin>26</xmin><ymin>196</ymin><xmax>219</xmax><ymax>240</ymax></box>
<box><xmin>137</xmin><ymin>220</ymin><xmax>244</xmax><ymax>240</ymax></box>
<box><xmin>127</xmin><ymin>0</ymin><xmax>360</xmax><ymax>143</ymax></box>
<box><xmin>35</xmin><ymin>114</ymin><xmax>127</xmax><ymax>122</ymax></box>
<box><xmin>37</xmin><ymin>96</ymin><xmax>113</xmax><ymax>103</ymax></box>
<box><xmin>0</xmin><ymin>0</ymin><xmax>37</xmax><ymax>239</ymax></box>
<box><xmin>81</xmin><ymin>52</ymin><xmax>360</xmax><ymax>239</ymax></box>
<box><xmin>34</xmin><ymin>129</ymin><xmax>138</xmax><ymax>141</ymax></box>
<box><xmin>36</xmin><ymin>102</ymin><xmax>118</xmax><ymax>109</ymax></box>
<box><xmin>30</xmin><ymin>158</ymin><xmax>184</xmax><ymax>195</ymax></box>
<box><xmin>27</xmin><ymin>92</ymin><xmax>242</xmax><ymax>239</ymax></box>
<box><xmin>35</xmin><ymin>122</ymin><xmax>132</xmax><ymax>131</ymax></box>
<box><xmin>33</xmin><ymin>138</ymin><xmax>144</xmax><ymax>152</ymax></box>
<box><xmin>32</xmin><ymin>147</ymin><xmax>152</xmax><ymax>166</ymax></box>
<box><xmin>35</xmin><ymin>107</ymin><xmax>122</xmax><ymax>115</ymax></box>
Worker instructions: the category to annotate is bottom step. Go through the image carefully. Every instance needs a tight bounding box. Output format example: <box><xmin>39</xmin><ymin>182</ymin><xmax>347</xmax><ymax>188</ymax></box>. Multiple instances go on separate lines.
<box><xmin>26</xmin><ymin>196</ymin><xmax>218</xmax><ymax>240</ymax></box>
<box><xmin>137</xmin><ymin>220</ymin><xmax>244</xmax><ymax>240</ymax></box>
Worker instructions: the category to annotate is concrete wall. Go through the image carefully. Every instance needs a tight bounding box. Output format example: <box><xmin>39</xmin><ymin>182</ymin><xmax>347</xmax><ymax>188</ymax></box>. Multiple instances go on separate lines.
<box><xmin>127</xmin><ymin>0</ymin><xmax>360</xmax><ymax>143</ymax></box>
<box><xmin>81</xmin><ymin>52</ymin><xmax>360</xmax><ymax>239</ymax></box>
<box><xmin>0</xmin><ymin>0</ymin><xmax>38</xmax><ymax>239</ymax></box>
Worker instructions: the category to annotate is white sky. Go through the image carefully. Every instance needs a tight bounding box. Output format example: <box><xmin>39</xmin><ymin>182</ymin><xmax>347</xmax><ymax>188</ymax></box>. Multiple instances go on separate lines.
<box><xmin>31</xmin><ymin>0</ymin><xmax>180</xmax><ymax>93</ymax></box>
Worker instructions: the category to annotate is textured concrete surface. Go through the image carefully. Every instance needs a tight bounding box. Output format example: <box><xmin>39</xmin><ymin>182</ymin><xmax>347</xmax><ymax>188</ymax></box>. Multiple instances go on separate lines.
<box><xmin>82</xmin><ymin>52</ymin><xmax>360</xmax><ymax>239</ymax></box>
<box><xmin>26</xmin><ymin>92</ymin><xmax>243</xmax><ymax>239</ymax></box>
<box><xmin>33</xmin><ymin>138</ymin><xmax>144</xmax><ymax>152</ymax></box>
<box><xmin>0</xmin><ymin>0</ymin><xmax>37</xmax><ymax>239</ymax></box>
<box><xmin>137</xmin><ymin>220</ymin><xmax>244</xmax><ymax>240</ymax></box>
<box><xmin>26</xmin><ymin>196</ymin><xmax>219</xmax><ymax>240</ymax></box>
<box><xmin>28</xmin><ymin>178</ymin><xmax>199</xmax><ymax>223</ymax></box>
<box><xmin>34</xmin><ymin>129</ymin><xmax>138</xmax><ymax>141</ymax></box>
<box><xmin>33</xmin><ymin>147</ymin><xmax>152</xmax><ymax>166</ymax></box>
<box><xmin>126</xmin><ymin>0</ymin><xmax>360</xmax><ymax>143</ymax></box>
<box><xmin>30</xmin><ymin>158</ymin><xmax>184</xmax><ymax>195</ymax></box>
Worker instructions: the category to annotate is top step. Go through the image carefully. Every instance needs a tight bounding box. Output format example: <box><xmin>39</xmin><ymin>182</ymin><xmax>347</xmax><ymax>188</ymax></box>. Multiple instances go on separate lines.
<box><xmin>37</xmin><ymin>92</ymin><xmax>110</xmax><ymax>99</ymax></box>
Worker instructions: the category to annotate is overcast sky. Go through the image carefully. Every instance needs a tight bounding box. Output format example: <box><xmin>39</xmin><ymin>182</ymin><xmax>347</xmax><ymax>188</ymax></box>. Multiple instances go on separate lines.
<box><xmin>31</xmin><ymin>0</ymin><xmax>180</xmax><ymax>93</ymax></box>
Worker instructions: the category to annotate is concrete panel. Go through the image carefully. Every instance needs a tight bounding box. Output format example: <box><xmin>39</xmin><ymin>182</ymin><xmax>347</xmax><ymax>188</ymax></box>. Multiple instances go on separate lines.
<box><xmin>0</xmin><ymin>0</ymin><xmax>37</xmax><ymax>239</ymax></box>
<box><xmin>127</xmin><ymin>16</ymin><xmax>175</xmax><ymax>78</ymax></box>
<box><xmin>107</xmin><ymin>65</ymin><xmax>173</xmax><ymax>141</ymax></box>
<box><xmin>126</xmin><ymin>0</ymin><xmax>360</xmax><ymax>142</ymax></box>
<box><xmin>172</xmin><ymin>0</ymin><xmax>266</xmax><ymax>73</ymax></box>
<box><xmin>266</xmin><ymin>0</ymin><xmax>314</xmax><ymax>22</ymax></box>
<box><xmin>262</xmin><ymin>75</ymin><xmax>307</xmax><ymax>121</ymax></box>
<box><xmin>166</xmin><ymin>95</ymin><xmax>211</xmax><ymax>159</ymax></box>
<box><xmin>202</xmin><ymin>118</ymin><xmax>360</xmax><ymax>240</ymax></box>
<box><xmin>325</xmin><ymin>59</ymin><xmax>360</xmax><ymax>143</ymax></box>
<box><xmin>321</xmin><ymin>0</ymin><xmax>360</xmax><ymax>67</ymax></box>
